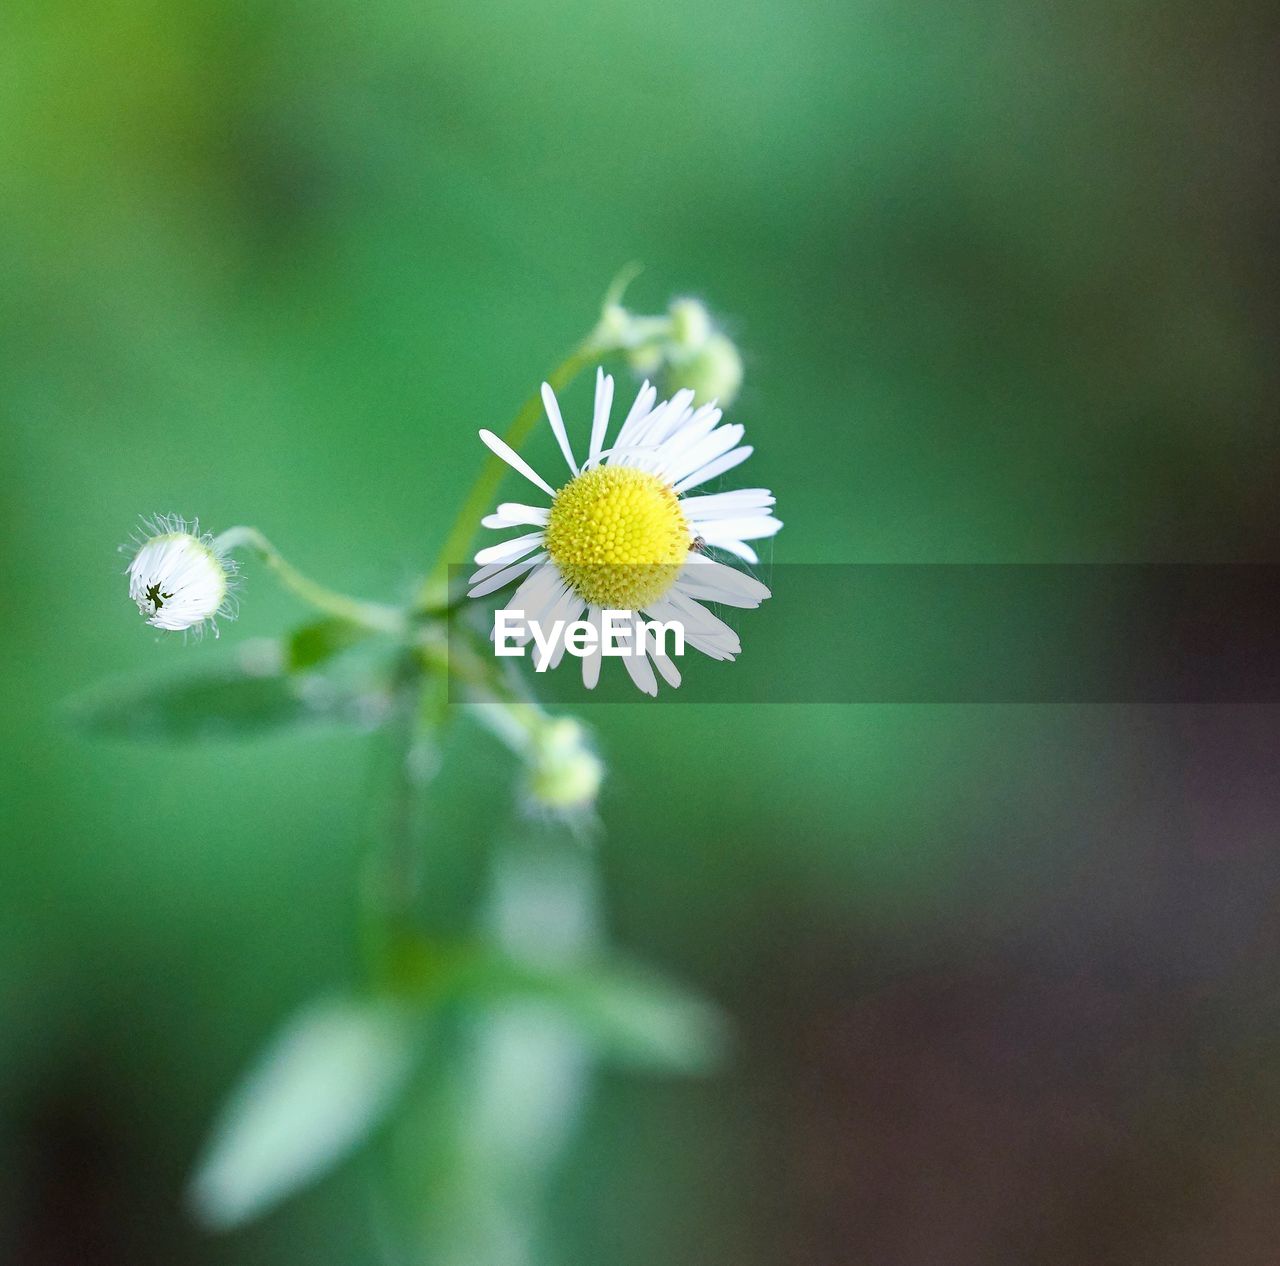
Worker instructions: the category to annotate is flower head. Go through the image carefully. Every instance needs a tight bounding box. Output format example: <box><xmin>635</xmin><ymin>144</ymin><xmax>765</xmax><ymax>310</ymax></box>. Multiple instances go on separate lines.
<box><xmin>125</xmin><ymin>515</ymin><xmax>237</xmax><ymax>637</ymax></box>
<box><xmin>468</xmin><ymin>372</ymin><xmax>781</xmax><ymax>695</ymax></box>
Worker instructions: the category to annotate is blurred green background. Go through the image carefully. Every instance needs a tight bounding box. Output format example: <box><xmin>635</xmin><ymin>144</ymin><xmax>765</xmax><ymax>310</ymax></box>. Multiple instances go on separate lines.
<box><xmin>3</xmin><ymin>0</ymin><xmax>1279</xmax><ymax>1262</ymax></box>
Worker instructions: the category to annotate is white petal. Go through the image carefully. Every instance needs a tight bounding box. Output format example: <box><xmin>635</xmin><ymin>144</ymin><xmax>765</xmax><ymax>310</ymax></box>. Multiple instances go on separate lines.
<box><xmin>615</xmin><ymin>381</ymin><xmax>657</xmax><ymax>449</ymax></box>
<box><xmin>704</xmin><ymin>538</ymin><xmax>758</xmax><ymax>564</ymax></box>
<box><xmin>504</xmin><ymin>563</ymin><xmax>566</xmax><ymax>643</ymax></box>
<box><xmin>479</xmin><ymin>430</ymin><xmax>557</xmax><ymax>497</ymax></box>
<box><xmin>470</xmin><ymin>546</ymin><xmax>540</xmax><ymax>586</ymax></box>
<box><xmin>547</xmin><ymin>597</ymin><xmax>586</xmax><ymax>671</ymax></box>
<box><xmin>481</xmin><ymin>502</ymin><xmax>550</xmax><ymax>529</ymax></box>
<box><xmin>588</xmin><ymin>369</ymin><xmax>614</xmax><ymax>463</ymax></box>
<box><xmin>658</xmin><ymin>590</ymin><xmax>742</xmax><ymax>654</ymax></box>
<box><xmin>612</xmin><ymin>391</ymin><xmax>686</xmax><ymax>466</ymax></box>
<box><xmin>474</xmin><ymin>531</ymin><xmax>546</xmax><ymax>566</ymax></box>
<box><xmin>697</xmin><ymin>515</ymin><xmax>783</xmax><ymax>542</ymax></box>
<box><xmin>681</xmin><ymin>489</ymin><xmax>775</xmax><ymax>519</ymax></box>
<box><xmin>636</xmin><ymin>619</ymin><xmax>682</xmax><ymax>689</ymax></box>
<box><xmin>526</xmin><ymin>573</ymin><xmax>574</xmax><ymax>631</ymax></box>
<box><xmin>540</xmin><ymin>383</ymin><xmax>578</xmax><ymax>476</ymax></box>
<box><xmin>674</xmin><ymin>580</ymin><xmax>765</xmax><ymax>610</ymax></box>
<box><xmin>685</xmin><ymin>631</ymin><xmax>738</xmax><ymax>661</ymax></box>
<box><xmin>621</xmin><ymin>642</ymin><xmax>658</xmax><ymax>696</ymax></box>
<box><xmin>467</xmin><ymin>552</ymin><xmax>546</xmax><ymax>598</ymax></box>
<box><xmin>677</xmin><ymin>555</ymin><xmax>771</xmax><ymax>607</ymax></box>
<box><xmin>581</xmin><ymin>606</ymin><xmax>604</xmax><ymax>690</ymax></box>
<box><xmin>652</xmin><ymin>403</ymin><xmax>722</xmax><ymax>462</ymax></box>
<box><xmin>661</xmin><ymin>425</ymin><xmax>745</xmax><ymax>485</ymax></box>
<box><xmin>673</xmin><ymin>445</ymin><xmax>753</xmax><ymax>493</ymax></box>
<box><xmin>635</xmin><ymin>389</ymin><xmax>696</xmax><ymax>449</ymax></box>
<box><xmin>648</xmin><ymin>643</ymin><xmax>681</xmax><ymax>689</ymax></box>
<box><xmin>645</xmin><ymin>594</ymin><xmax>733</xmax><ymax>641</ymax></box>
<box><xmin>592</xmin><ymin>442</ymin><xmax>666</xmax><ymax>475</ymax></box>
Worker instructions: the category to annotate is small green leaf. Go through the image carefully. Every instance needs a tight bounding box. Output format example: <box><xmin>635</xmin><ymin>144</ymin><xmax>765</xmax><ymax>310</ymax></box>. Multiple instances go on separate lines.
<box><xmin>69</xmin><ymin>669</ymin><xmax>352</xmax><ymax>741</ymax></box>
<box><xmin>188</xmin><ymin>997</ymin><xmax>417</xmax><ymax>1231</ymax></box>
<box><xmin>286</xmin><ymin>617</ymin><xmax>371</xmax><ymax>672</ymax></box>
<box><xmin>447</xmin><ymin>951</ymin><xmax>729</xmax><ymax>1075</ymax></box>
<box><xmin>552</xmin><ymin>960</ymin><xmax>730</xmax><ymax>1074</ymax></box>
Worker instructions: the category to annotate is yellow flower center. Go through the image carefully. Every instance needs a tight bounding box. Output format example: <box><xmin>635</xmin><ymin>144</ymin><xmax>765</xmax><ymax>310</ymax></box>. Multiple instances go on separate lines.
<box><xmin>544</xmin><ymin>466</ymin><xmax>690</xmax><ymax>609</ymax></box>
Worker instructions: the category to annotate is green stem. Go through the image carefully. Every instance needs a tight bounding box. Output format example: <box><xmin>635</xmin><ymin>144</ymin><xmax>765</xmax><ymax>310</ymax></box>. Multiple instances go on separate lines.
<box><xmin>360</xmin><ymin>650</ymin><xmax>435</xmax><ymax>988</ymax></box>
<box><xmin>416</xmin><ymin>339</ymin><xmax>602</xmax><ymax>613</ymax></box>
<box><xmin>213</xmin><ymin>526</ymin><xmax>407</xmax><ymax>635</ymax></box>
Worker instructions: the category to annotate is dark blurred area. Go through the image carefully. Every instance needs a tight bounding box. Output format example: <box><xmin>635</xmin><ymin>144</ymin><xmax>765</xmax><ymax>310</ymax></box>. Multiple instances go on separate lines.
<box><xmin>2</xmin><ymin>0</ymin><xmax>1279</xmax><ymax>1262</ymax></box>
<box><xmin>738</xmin><ymin>712</ymin><xmax>1280</xmax><ymax>1265</ymax></box>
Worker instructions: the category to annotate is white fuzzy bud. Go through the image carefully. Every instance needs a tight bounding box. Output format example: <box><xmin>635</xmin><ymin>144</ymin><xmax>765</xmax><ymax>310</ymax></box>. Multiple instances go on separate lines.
<box><xmin>125</xmin><ymin>516</ymin><xmax>237</xmax><ymax>637</ymax></box>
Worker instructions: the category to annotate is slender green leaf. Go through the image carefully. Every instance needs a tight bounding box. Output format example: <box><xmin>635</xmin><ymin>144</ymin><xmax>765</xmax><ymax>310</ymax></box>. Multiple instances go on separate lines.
<box><xmin>444</xmin><ymin>950</ymin><xmax>729</xmax><ymax>1075</ymax></box>
<box><xmin>548</xmin><ymin>960</ymin><xmax>730</xmax><ymax>1074</ymax></box>
<box><xmin>188</xmin><ymin>997</ymin><xmax>417</xmax><ymax>1231</ymax></box>
<box><xmin>68</xmin><ymin>669</ymin><xmax>353</xmax><ymax>741</ymax></box>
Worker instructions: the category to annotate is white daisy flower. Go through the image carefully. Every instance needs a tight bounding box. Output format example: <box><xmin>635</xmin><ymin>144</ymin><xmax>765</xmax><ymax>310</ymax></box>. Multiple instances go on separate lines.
<box><xmin>468</xmin><ymin>371</ymin><xmax>781</xmax><ymax>695</ymax></box>
<box><xmin>125</xmin><ymin>515</ymin><xmax>238</xmax><ymax>637</ymax></box>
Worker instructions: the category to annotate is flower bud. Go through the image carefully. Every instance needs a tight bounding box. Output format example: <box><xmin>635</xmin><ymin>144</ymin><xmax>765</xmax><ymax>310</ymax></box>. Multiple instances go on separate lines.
<box><xmin>625</xmin><ymin>343</ymin><xmax>664</xmax><ymax>377</ymax></box>
<box><xmin>660</xmin><ymin>331</ymin><xmax>744</xmax><ymax>408</ymax></box>
<box><xmin>595</xmin><ymin>281</ymin><xmax>744</xmax><ymax>407</ymax></box>
<box><xmin>528</xmin><ymin>717</ymin><xmax>604</xmax><ymax>812</ymax></box>
<box><xmin>667</xmin><ymin>297</ymin><xmax>714</xmax><ymax>351</ymax></box>
<box><xmin>125</xmin><ymin>515</ymin><xmax>237</xmax><ymax>637</ymax></box>
<box><xmin>469</xmin><ymin>704</ymin><xmax>605</xmax><ymax>821</ymax></box>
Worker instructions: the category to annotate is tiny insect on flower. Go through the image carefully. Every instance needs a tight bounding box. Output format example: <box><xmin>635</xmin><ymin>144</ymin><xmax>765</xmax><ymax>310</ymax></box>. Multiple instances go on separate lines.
<box><xmin>125</xmin><ymin>515</ymin><xmax>238</xmax><ymax>637</ymax></box>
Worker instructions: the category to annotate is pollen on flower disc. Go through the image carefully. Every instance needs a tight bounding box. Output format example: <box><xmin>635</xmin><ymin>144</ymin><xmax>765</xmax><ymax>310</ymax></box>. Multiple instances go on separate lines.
<box><xmin>544</xmin><ymin>466</ymin><xmax>690</xmax><ymax>608</ymax></box>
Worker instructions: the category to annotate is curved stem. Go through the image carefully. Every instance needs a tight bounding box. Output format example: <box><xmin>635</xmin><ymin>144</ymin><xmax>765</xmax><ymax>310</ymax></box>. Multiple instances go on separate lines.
<box><xmin>213</xmin><ymin>526</ymin><xmax>407</xmax><ymax>635</ymax></box>
<box><xmin>416</xmin><ymin>338</ymin><xmax>601</xmax><ymax>613</ymax></box>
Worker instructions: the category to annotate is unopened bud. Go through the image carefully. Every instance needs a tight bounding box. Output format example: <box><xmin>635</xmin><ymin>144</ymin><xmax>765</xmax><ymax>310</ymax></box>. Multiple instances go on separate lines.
<box><xmin>125</xmin><ymin>515</ymin><xmax>237</xmax><ymax>638</ymax></box>
<box><xmin>661</xmin><ymin>331</ymin><xmax>744</xmax><ymax>408</ymax></box>
<box><xmin>529</xmin><ymin>718</ymin><xmax>604</xmax><ymax>811</ymax></box>
<box><xmin>667</xmin><ymin>297</ymin><xmax>714</xmax><ymax>352</ymax></box>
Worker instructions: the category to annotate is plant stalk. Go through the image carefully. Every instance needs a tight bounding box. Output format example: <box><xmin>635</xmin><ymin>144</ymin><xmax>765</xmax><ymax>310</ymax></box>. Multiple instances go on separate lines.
<box><xmin>214</xmin><ymin>526</ymin><xmax>407</xmax><ymax>635</ymax></box>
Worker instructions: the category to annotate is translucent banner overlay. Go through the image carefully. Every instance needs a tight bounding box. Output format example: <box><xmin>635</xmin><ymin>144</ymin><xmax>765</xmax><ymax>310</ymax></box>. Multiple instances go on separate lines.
<box><xmin>448</xmin><ymin>565</ymin><xmax>1280</xmax><ymax>703</ymax></box>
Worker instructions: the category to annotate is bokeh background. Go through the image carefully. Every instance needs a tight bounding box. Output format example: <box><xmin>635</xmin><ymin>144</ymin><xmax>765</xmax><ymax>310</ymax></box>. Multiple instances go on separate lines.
<box><xmin>3</xmin><ymin>1</ymin><xmax>1279</xmax><ymax>1263</ymax></box>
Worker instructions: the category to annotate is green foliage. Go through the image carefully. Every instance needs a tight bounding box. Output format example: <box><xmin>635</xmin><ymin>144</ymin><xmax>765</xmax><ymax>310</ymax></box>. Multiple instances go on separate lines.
<box><xmin>188</xmin><ymin>998</ymin><xmax>418</xmax><ymax>1231</ymax></box>
<box><xmin>287</xmin><ymin>617</ymin><xmax>372</xmax><ymax>672</ymax></box>
<box><xmin>452</xmin><ymin>953</ymin><xmax>729</xmax><ymax>1076</ymax></box>
<box><xmin>186</xmin><ymin>953</ymin><xmax>722</xmax><ymax>1232</ymax></box>
<box><xmin>67</xmin><ymin>666</ymin><xmax>363</xmax><ymax>741</ymax></box>
<box><xmin>67</xmin><ymin>616</ymin><xmax>380</xmax><ymax>742</ymax></box>
<box><xmin>5</xmin><ymin>0</ymin><xmax>1268</xmax><ymax>1260</ymax></box>
<box><xmin>549</xmin><ymin>959</ymin><xmax>729</xmax><ymax>1074</ymax></box>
